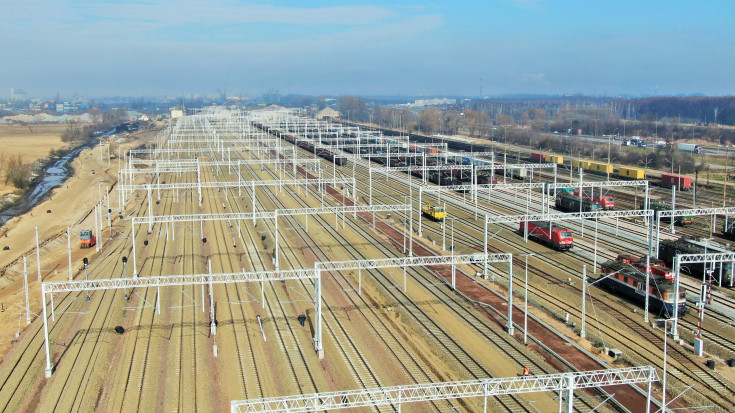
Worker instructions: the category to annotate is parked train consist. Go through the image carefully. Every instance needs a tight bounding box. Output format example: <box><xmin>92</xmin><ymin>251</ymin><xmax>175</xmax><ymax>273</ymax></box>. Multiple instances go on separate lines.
<box><xmin>598</xmin><ymin>259</ymin><xmax>687</xmax><ymax>316</ymax></box>
<box><xmin>555</xmin><ymin>192</ymin><xmax>602</xmax><ymax>213</ymax></box>
<box><xmin>572</xmin><ymin>190</ymin><xmax>615</xmax><ymax>210</ymax></box>
<box><xmin>519</xmin><ymin>221</ymin><xmax>573</xmax><ymax>250</ymax></box>
<box><xmin>646</xmin><ymin>201</ymin><xmax>693</xmax><ymax>226</ymax></box>
<box><xmin>658</xmin><ymin>237</ymin><xmax>733</xmax><ymax>287</ymax></box>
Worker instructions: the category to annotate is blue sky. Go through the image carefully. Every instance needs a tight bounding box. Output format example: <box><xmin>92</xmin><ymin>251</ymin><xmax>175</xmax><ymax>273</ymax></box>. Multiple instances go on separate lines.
<box><xmin>3</xmin><ymin>0</ymin><xmax>734</xmax><ymax>99</ymax></box>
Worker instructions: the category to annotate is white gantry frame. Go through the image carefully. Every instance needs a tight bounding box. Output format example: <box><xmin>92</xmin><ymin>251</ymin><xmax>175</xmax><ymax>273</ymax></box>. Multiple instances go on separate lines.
<box><xmin>654</xmin><ymin>206</ymin><xmax>735</xmax><ymax>256</ymax></box>
<box><xmin>41</xmin><ymin>253</ymin><xmax>509</xmax><ymax>378</ymax></box>
<box><xmin>230</xmin><ymin>365</ymin><xmax>658</xmax><ymax>413</ymax></box>
<box><xmin>313</xmin><ymin>253</ymin><xmax>512</xmax><ymax>356</ymax></box>
<box><xmin>130</xmin><ymin>204</ymin><xmax>411</xmax><ymax>275</ymax></box>
<box><xmin>119</xmin><ymin>177</ymin><xmax>355</xmax><ymax>209</ymax></box>
<box><xmin>40</xmin><ymin>268</ymin><xmax>317</xmax><ymax>378</ymax></box>
<box><xmin>418</xmin><ymin>182</ymin><xmax>547</xmax><ymax>236</ymax></box>
<box><xmin>484</xmin><ymin>211</ymin><xmax>654</xmax><ymax>331</ymax></box>
<box><xmin>670</xmin><ymin>252</ymin><xmax>735</xmax><ymax>339</ymax></box>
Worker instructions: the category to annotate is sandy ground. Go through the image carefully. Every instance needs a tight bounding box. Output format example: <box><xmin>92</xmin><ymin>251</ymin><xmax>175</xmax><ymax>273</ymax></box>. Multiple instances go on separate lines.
<box><xmin>0</xmin><ymin>130</ymin><xmax>147</xmax><ymax>363</ymax></box>
<box><xmin>0</xmin><ymin>124</ymin><xmax>730</xmax><ymax>412</ymax></box>
<box><xmin>0</xmin><ymin>138</ymin><xmax>569</xmax><ymax>412</ymax></box>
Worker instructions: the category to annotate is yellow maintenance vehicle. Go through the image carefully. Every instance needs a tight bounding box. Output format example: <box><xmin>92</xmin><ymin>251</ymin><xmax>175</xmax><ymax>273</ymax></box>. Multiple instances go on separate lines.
<box><xmin>421</xmin><ymin>201</ymin><xmax>445</xmax><ymax>221</ymax></box>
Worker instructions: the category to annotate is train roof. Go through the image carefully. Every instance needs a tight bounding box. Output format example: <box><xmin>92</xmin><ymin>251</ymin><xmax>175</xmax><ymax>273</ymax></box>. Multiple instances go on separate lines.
<box><xmin>662</xmin><ymin>237</ymin><xmax>734</xmax><ymax>253</ymax></box>
<box><xmin>600</xmin><ymin>259</ymin><xmax>675</xmax><ymax>286</ymax></box>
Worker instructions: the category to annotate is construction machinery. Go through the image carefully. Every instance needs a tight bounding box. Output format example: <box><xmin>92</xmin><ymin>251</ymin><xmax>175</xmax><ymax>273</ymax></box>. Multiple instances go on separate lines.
<box><xmin>79</xmin><ymin>230</ymin><xmax>96</xmax><ymax>248</ymax></box>
<box><xmin>421</xmin><ymin>201</ymin><xmax>445</xmax><ymax>221</ymax></box>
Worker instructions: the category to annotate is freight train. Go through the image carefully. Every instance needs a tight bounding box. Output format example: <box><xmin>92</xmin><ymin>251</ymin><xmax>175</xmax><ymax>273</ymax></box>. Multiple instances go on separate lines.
<box><xmin>555</xmin><ymin>192</ymin><xmax>602</xmax><ymax>213</ymax></box>
<box><xmin>658</xmin><ymin>237</ymin><xmax>733</xmax><ymax>287</ymax></box>
<box><xmin>598</xmin><ymin>259</ymin><xmax>687</xmax><ymax>317</ymax></box>
<box><xmin>568</xmin><ymin>157</ymin><xmax>697</xmax><ymax>190</ymax></box>
<box><xmin>519</xmin><ymin>221</ymin><xmax>573</xmax><ymax>250</ymax></box>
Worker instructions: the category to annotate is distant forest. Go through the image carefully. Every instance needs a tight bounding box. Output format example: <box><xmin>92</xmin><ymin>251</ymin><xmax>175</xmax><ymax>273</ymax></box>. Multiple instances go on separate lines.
<box><xmin>626</xmin><ymin>96</ymin><xmax>735</xmax><ymax>125</ymax></box>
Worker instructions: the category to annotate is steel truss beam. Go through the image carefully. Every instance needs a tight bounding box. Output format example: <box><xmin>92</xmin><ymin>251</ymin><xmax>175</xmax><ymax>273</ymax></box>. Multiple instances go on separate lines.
<box><xmin>133</xmin><ymin>204</ymin><xmax>409</xmax><ymax>225</ymax></box>
<box><xmin>486</xmin><ymin>209</ymin><xmax>654</xmax><ymax>224</ymax></box>
<box><xmin>385</xmin><ymin>165</ymin><xmax>473</xmax><ymax>172</ymax></box>
<box><xmin>230</xmin><ymin>366</ymin><xmax>658</xmax><ymax>413</ymax></box>
<box><xmin>444</xmin><ymin>151</ymin><xmax>496</xmax><ymax>157</ymax></box>
<box><xmin>421</xmin><ymin>182</ymin><xmax>544</xmax><ymax>193</ymax></box>
<box><xmin>42</xmin><ymin>269</ymin><xmax>316</xmax><ymax>293</ymax></box>
<box><xmin>118</xmin><ymin>178</ymin><xmax>354</xmax><ymax>192</ymax></box>
<box><xmin>312</xmin><ymin>253</ymin><xmax>512</xmax><ymax>356</ymax></box>
<box><xmin>316</xmin><ymin>253</ymin><xmax>509</xmax><ymax>272</ymax></box>
<box><xmin>656</xmin><ymin>206</ymin><xmax>735</xmax><ymax>218</ymax></box>
<box><xmin>676</xmin><ymin>252</ymin><xmax>735</xmax><ymax>264</ymax></box>
<box><xmin>120</xmin><ymin>167</ymin><xmax>198</xmax><ymax>175</ymax></box>
<box><xmin>476</xmin><ymin>162</ymin><xmax>557</xmax><ymax>170</ymax></box>
<box><xmin>548</xmin><ymin>180</ymin><xmax>650</xmax><ymax>189</ymax></box>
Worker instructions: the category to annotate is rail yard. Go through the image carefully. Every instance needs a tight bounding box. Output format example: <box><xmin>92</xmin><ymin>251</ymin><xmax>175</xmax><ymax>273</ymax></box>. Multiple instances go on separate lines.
<box><xmin>1</xmin><ymin>107</ymin><xmax>735</xmax><ymax>412</ymax></box>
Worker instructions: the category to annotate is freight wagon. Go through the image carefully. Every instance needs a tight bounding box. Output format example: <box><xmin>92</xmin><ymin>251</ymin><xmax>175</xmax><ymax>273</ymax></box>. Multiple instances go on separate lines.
<box><xmin>530</xmin><ymin>153</ymin><xmax>564</xmax><ymax>164</ymax></box>
<box><xmin>519</xmin><ymin>220</ymin><xmax>573</xmax><ymax>250</ymax></box>
<box><xmin>660</xmin><ymin>173</ymin><xmax>692</xmax><ymax>190</ymax></box>
<box><xmin>586</xmin><ymin>161</ymin><xmax>614</xmax><ymax>175</ymax></box>
<box><xmin>618</xmin><ymin>166</ymin><xmax>646</xmax><ymax>180</ymax></box>
<box><xmin>572</xmin><ymin>159</ymin><xmax>591</xmax><ymax>170</ymax></box>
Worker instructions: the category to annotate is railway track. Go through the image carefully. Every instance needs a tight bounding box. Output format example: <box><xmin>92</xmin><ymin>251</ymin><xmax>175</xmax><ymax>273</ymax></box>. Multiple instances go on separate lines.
<box><xmin>279</xmin><ymin>135</ymin><xmax>735</xmax><ymax>410</ymax></box>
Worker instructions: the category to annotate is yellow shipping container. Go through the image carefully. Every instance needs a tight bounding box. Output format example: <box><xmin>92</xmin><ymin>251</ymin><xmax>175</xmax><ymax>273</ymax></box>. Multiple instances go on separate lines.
<box><xmin>548</xmin><ymin>155</ymin><xmax>564</xmax><ymax>164</ymax></box>
<box><xmin>588</xmin><ymin>161</ymin><xmax>614</xmax><ymax>174</ymax></box>
<box><xmin>618</xmin><ymin>166</ymin><xmax>645</xmax><ymax>180</ymax></box>
<box><xmin>572</xmin><ymin>159</ymin><xmax>590</xmax><ymax>169</ymax></box>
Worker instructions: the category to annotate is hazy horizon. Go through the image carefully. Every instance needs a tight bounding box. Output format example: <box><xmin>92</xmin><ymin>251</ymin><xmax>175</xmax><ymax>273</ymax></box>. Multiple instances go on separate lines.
<box><xmin>4</xmin><ymin>1</ymin><xmax>734</xmax><ymax>99</ymax></box>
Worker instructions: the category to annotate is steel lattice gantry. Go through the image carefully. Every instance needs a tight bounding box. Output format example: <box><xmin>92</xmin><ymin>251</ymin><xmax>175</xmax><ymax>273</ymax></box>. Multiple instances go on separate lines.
<box><xmin>669</xmin><ymin>251</ymin><xmax>735</xmax><ymax>339</ymax></box>
<box><xmin>483</xmin><ymin>210</ymin><xmax>655</xmax><ymax>333</ymax></box>
<box><xmin>40</xmin><ymin>253</ymin><xmax>512</xmax><ymax>378</ymax></box>
<box><xmin>130</xmin><ymin>204</ymin><xmax>411</xmax><ymax>275</ymax></box>
<box><xmin>118</xmin><ymin>177</ymin><xmax>356</xmax><ymax>210</ymax></box>
<box><xmin>418</xmin><ymin>182</ymin><xmax>547</xmax><ymax>236</ymax></box>
<box><xmin>654</xmin><ymin>206</ymin><xmax>735</xmax><ymax>256</ymax></box>
<box><xmin>230</xmin><ymin>365</ymin><xmax>658</xmax><ymax>413</ymax></box>
<box><xmin>39</xmin><ymin>268</ymin><xmax>317</xmax><ymax>378</ymax></box>
<box><xmin>312</xmin><ymin>253</ymin><xmax>512</xmax><ymax>356</ymax></box>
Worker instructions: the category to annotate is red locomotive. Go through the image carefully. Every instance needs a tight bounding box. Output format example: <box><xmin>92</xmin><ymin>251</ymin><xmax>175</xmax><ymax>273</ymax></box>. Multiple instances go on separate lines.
<box><xmin>519</xmin><ymin>221</ymin><xmax>573</xmax><ymax>251</ymax></box>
